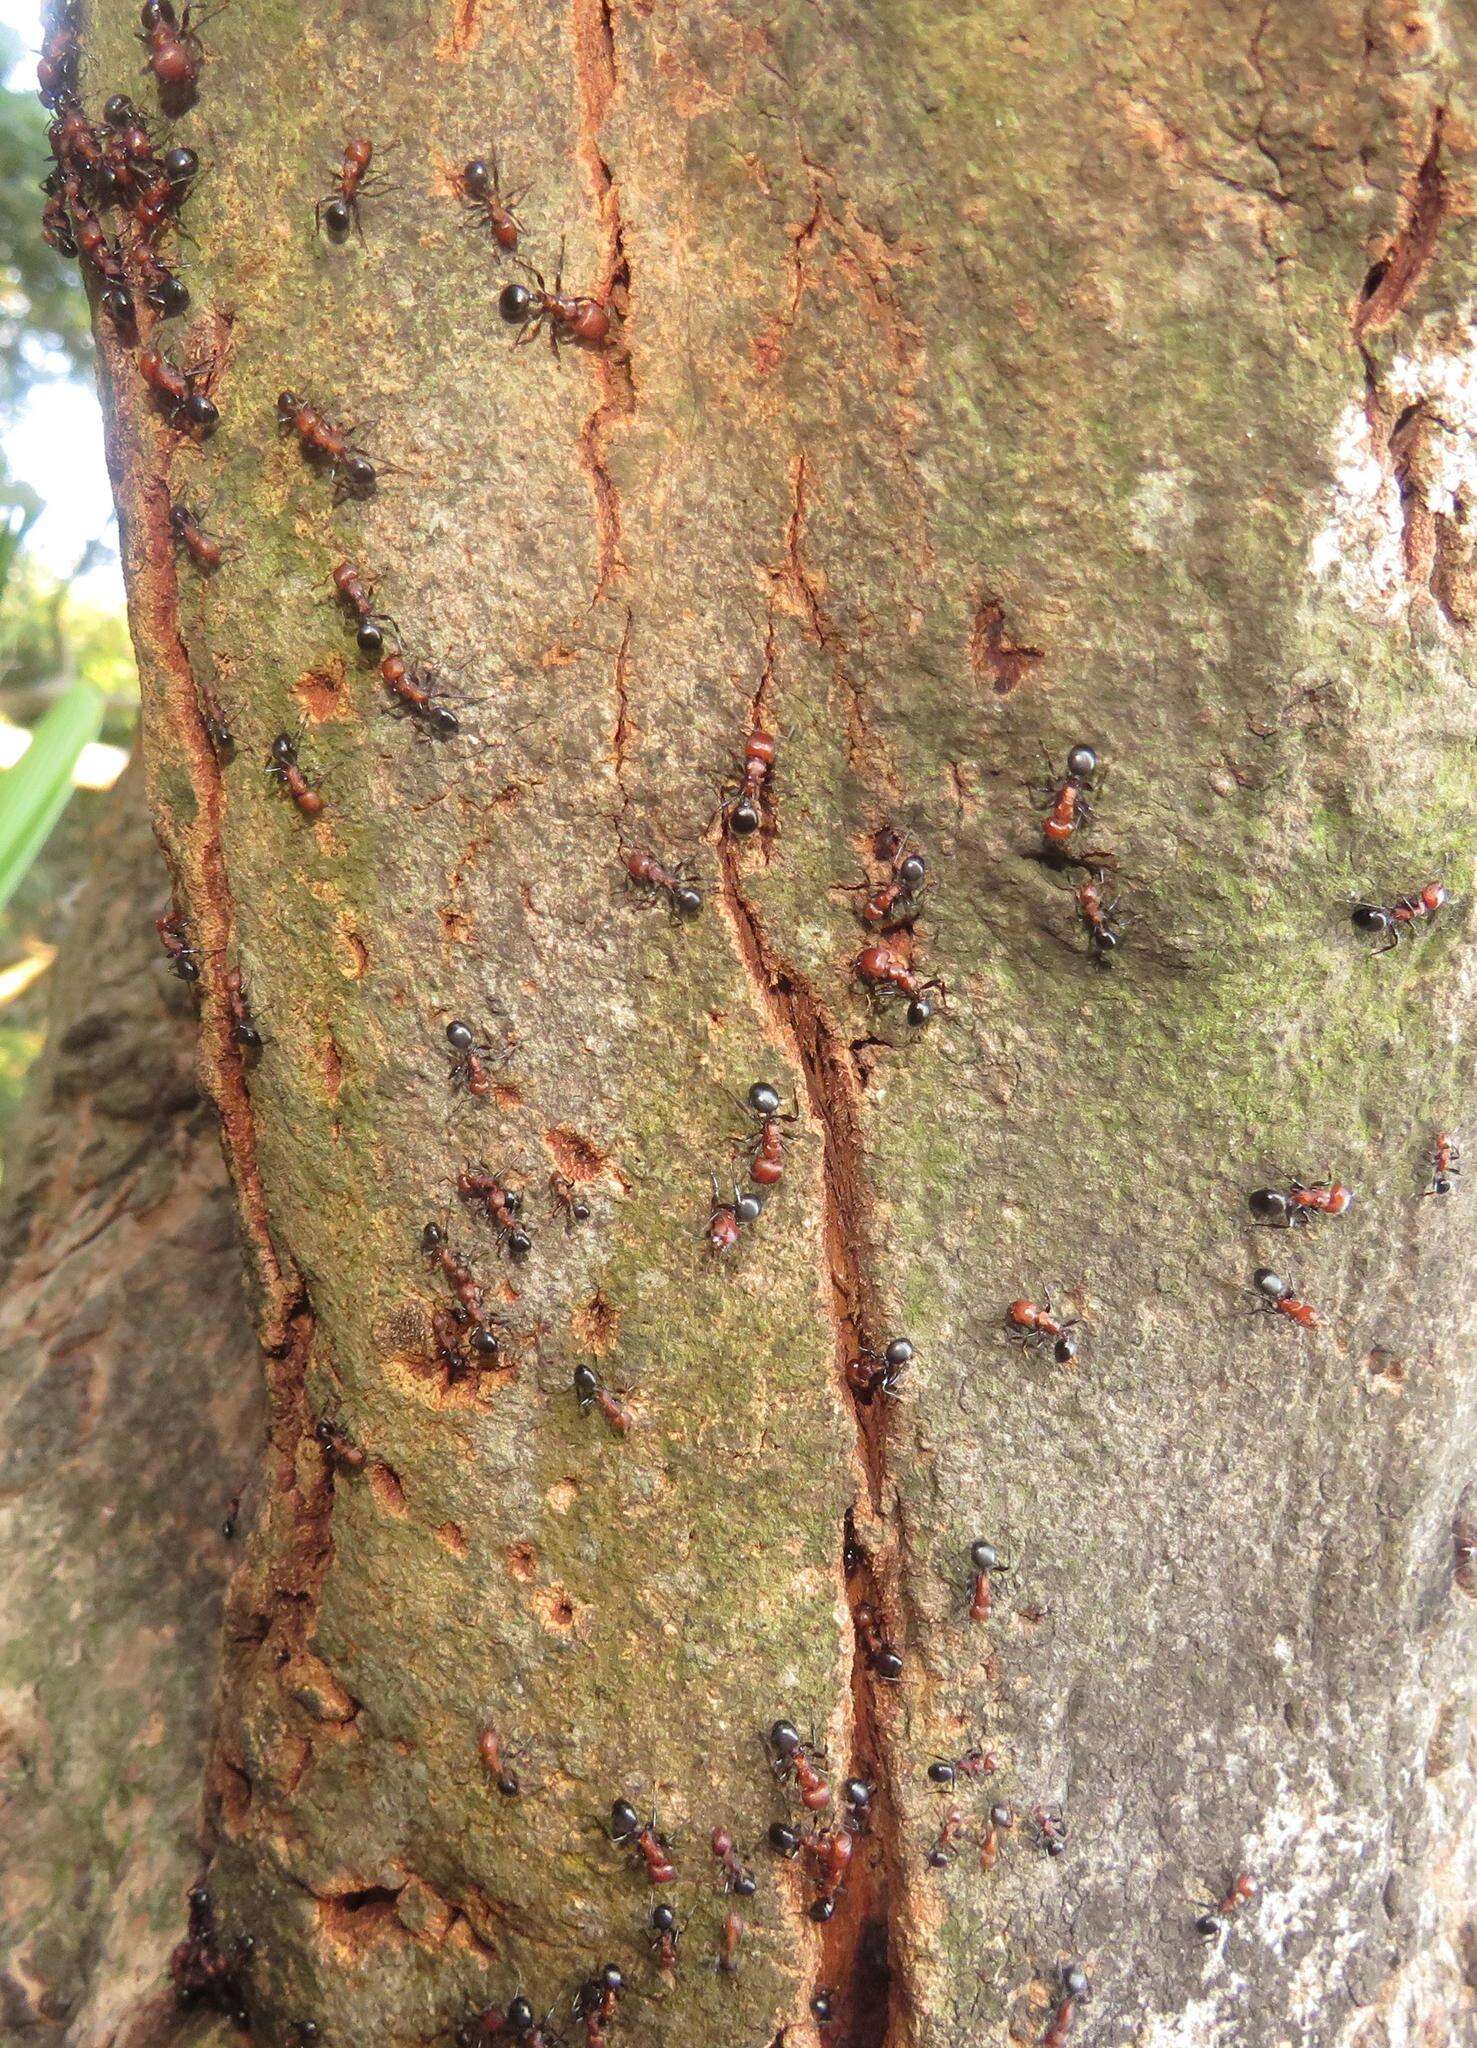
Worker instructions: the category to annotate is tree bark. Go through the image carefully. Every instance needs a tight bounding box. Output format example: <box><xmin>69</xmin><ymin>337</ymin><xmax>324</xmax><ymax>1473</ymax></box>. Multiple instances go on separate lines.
<box><xmin>22</xmin><ymin>1</ymin><xmax>1477</xmax><ymax>2044</ymax></box>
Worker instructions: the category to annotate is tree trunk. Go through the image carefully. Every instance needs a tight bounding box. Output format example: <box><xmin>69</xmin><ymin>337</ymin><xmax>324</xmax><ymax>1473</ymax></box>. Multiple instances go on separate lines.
<box><xmin>22</xmin><ymin>1</ymin><xmax>1477</xmax><ymax>2044</ymax></box>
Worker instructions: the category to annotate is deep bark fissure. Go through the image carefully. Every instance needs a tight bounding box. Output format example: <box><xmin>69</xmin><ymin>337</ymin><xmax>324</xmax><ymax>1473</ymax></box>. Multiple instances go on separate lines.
<box><xmin>716</xmin><ymin>854</ymin><xmax>907</xmax><ymax>2048</ymax></box>
<box><xmin>1352</xmin><ymin>105</ymin><xmax>1448</xmax><ymax>336</ymax></box>
<box><xmin>571</xmin><ymin>0</ymin><xmax>634</xmax><ymax>608</ymax></box>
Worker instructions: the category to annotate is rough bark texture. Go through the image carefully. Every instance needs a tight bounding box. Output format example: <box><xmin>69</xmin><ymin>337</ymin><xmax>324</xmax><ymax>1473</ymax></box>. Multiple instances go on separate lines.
<box><xmin>0</xmin><ymin>764</ymin><xmax>264</xmax><ymax>2048</ymax></box>
<box><xmin>17</xmin><ymin>0</ymin><xmax>1477</xmax><ymax>2044</ymax></box>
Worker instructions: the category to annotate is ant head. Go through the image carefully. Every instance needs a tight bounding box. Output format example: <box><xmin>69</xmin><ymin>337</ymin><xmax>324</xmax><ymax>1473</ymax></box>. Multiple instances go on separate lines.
<box><xmin>150</xmin><ymin>271</ymin><xmax>190</xmax><ymax>318</ymax></box>
<box><xmin>184</xmin><ymin>391</ymin><xmax>218</xmax><ymax>434</ymax></box>
<box><xmin>322</xmin><ymin>197</ymin><xmax>352</xmax><ymax>242</ymax></box>
<box><xmin>1253</xmin><ymin>1266</ymin><xmax>1287</xmax><ymax>1300</ymax></box>
<box><xmin>768</xmin><ymin>1718</ymin><xmax>801</xmax><ymax>1755</ymax></box>
<box><xmin>732</xmin><ymin>1868</ymin><xmax>757</xmax><ymax>1896</ymax></box>
<box><xmin>446</xmin><ymin>1019</ymin><xmax>475</xmax><ymax>1051</ymax></box>
<box><xmin>234</xmin><ymin>1021</ymin><xmax>263</xmax><ymax>1053</ymax></box>
<box><xmin>842</xmin><ymin>1776</ymin><xmax>871</xmax><ymax>1811</ymax></box>
<box><xmin>462</xmin><ymin>157</ymin><xmax>491</xmax><ymax>198</ymax></box>
<box><xmin>173</xmin><ymin>955</ymin><xmax>200</xmax><ymax>983</ymax></box>
<box><xmin>1248</xmin><ymin>1187</ymin><xmax>1290</xmax><ymax>1222</ymax></box>
<box><xmin>570</xmin><ymin>1194</ymin><xmax>591</xmax><ymax>1221</ymax></box>
<box><xmin>808</xmin><ymin>1898</ymin><xmax>837</xmax><ymax>1923</ymax></box>
<box><xmin>748</xmin><ymin>1081</ymin><xmax>782</xmax><ymax>1118</ymax></box>
<box><xmin>610</xmin><ymin>1798</ymin><xmax>640</xmax><ymax>1838</ymax></box>
<box><xmin>426</xmin><ymin>705</ymin><xmax>461</xmax><ymax>737</ymax></box>
<box><xmin>1422</xmin><ymin>882</ymin><xmax>1449</xmax><ymax>912</ymax></box>
<box><xmin>343</xmin><ymin>454</ymin><xmax>377</xmax><ymax>497</ymax></box>
<box><xmin>269</xmin><ymin>732</ymin><xmax>299</xmax><ymax>766</ymax></box>
<box><xmin>505</xmin><ymin>1999</ymin><xmax>535</xmax><ymax>2037</ymax></box>
<box><xmin>651</xmin><ymin>1903</ymin><xmax>677</xmax><ymax>1933</ymax></box>
<box><xmin>572</xmin><ymin>1363</ymin><xmax>599</xmax><ymax>1400</ymax></box>
<box><xmin>896</xmin><ymin>852</ymin><xmax>926</xmax><ymax>891</ymax></box>
<box><xmin>1065</xmin><ymin>743</ymin><xmax>1098</xmax><ymax>780</ymax></box>
<box><xmin>507</xmin><ymin>1227</ymin><xmax>532</xmax><ymax>1261</ymax></box>
<box><xmin>421</xmin><ymin>1221</ymin><xmax>446</xmax><ymax>1254</ymax></box>
<box><xmin>734</xmin><ymin>1190</ymin><xmax>763</xmax><ymax>1226</ymax></box>
<box><xmin>467</xmin><ymin>1326</ymin><xmax>500</xmax><ymax>1358</ymax></box>
<box><xmin>883</xmin><ymin>1336</ymin><xmax>914</xmax><ymax>1368</ymax></box>
<box><xmin>970</xmin><ymin>1540</ymin><xmax>999</xmax><ymax>1572</ymax></box>
<box><xmin>102</xmin><ymin>93</ymin><xmax>138</xmax><ymax>126</ymax></box>
<box><xmin>673</xmin><ymin>882</ymin><xmax>703</xmax><ymax>917</ymax></box>
<box><xmin>501</xmin><ymin>1188</ymin><xmax>523</xmax><ymax>1218</ymax></box>
<box><xmin>1350</xmin><ymin>904</ymin><xmax>1389</xmax><ymax>934</ymax></box>
<box><xmin>906</xmin><ymin>994</ymin><xmax>934</xmax><ymax>1027</ymax></box>
<box><xmin>927</xmin><ymin>1760</ymin><xmax>956</xmax><ymax>1786</ymax></box>
<box><xmin>163</xmin><ymin>144</ymin><xmax>197</xmax><ymax>187</ymax></box>
<box><xmin>1435</xmin><ymin>1176</ymin><xmax>1455</xmax><ymax>1196</ymax></box>
<box><xmin>872</xmin><ymin>1645</ymin><xmax>903</xmax><ymax>1681</ymax></box>
<box><xmin>989</xmin><ymin>1801</ymin><xmax>1014</xmax><ymax>1827</ymax></box>
<box><xmin>1062</xmin><ymin>1965</ymin><xmax>1091</xmax><ymax>2000</ymax></box>
<box><xmin>597</xmin><ymin>1965</ymin><xmax>624</xmax><ymax>1993</ymax></box>
<box><xmin>768</xmin><ymin>1820</ymin><xmax>800</xmax><ymax>1855</ymax></box>
<box><xmin>1091</xmin><ymin>925</ymin><xmax>1120</xmax><ymax>955</ymax></box>
<box><xmin>500</xmin><ymin>280</ymin><xmax>533</xmax><ymax>324</ymax></box>
<box><xmin>1053</xmin><ymin>1332</ymin><xmax>1078</xmax><ymax>1364</ymax></box>
<box><xmin>1196</xmin><ymin>1911</ymin><xmax>1223</xmax><ymax>1940</ymax></box>
<box><xmin>276</xmin><ymin>389</ymin><xmax>303</xmax><ymax>422</ymax></box>
<box><xmin>356</xmin><ymin>620</ymin><xmax>385</xmax><ymax>658</ymax></box>
<box><xmin>730</xmin><ymin>796</ymin><xmax>761</xmax><ymax>835</ymax></box>
<box><xmin>811</xmin><ymin>1991</ymin><xmax>835</xmax><ymax>2022</ymax></box>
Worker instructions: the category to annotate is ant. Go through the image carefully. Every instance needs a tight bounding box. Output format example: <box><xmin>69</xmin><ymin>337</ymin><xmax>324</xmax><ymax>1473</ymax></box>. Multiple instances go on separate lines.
<box><xmin>316</xmin><ymin>137</ymin><xmax>387</xmax><ymax>242</ymax></box>
<box><xmin>500</xmin><ymin>237</ymin><xmax>612</xmax><ymax>353</ymax></box>
<box><xmin>37</xmin><ymin>1</ymin><xmax>82</xmax><ymax>107</ymax></box>
<box><xmin>1248</xmin><ymin>1176</ymin><xmax>1353</xmax><ymax>1227</ymax></box>
<box><xmin>458</xmin><ymin>1997</ymin><xmax>559</xmax><ymax>2046</ymax></box>
<box><xmin>841</xmin><ymin>1775</ymin><xmax>874</xmax><ymax>1829</ymax></box>
<box><xmin>853</xmin><ymin>943</ymin><xmax>944</xmax><ymax>1027</ymax></box>
<box><xmin>1425</xmin><ymin>1132</ymin><xmax>1460</xmax><ymax>1197</ymax></box>
<box><xmin>378</xmin><ymin>652</ymin><xmax>460</xmax><ymax>735</ymax></box>
<box><xmin>767</xmin><ymin>1820</ymin><xmax>801</xmax><ymax>1858</ymax></box>
<box><xmin>221</xmin><ymin>1495</ymin><xmax>239</xmax><ymax>1538</ymax></box>
<box><xmin>1029</xmin><ymin>1804</ymin><xmax>1068</xmax><ymax>1858</ymax></box>
<box><xmin>844</xmin><ymin>1334</ymin><xmax>914</xmax><ymax>1404</ymax></box>
<box><xmin>811</xmin><ymin>1989</ymin><xmax>837</xmax><ymax>2030</ymax></box>
<box><xmin>573</xmin><ymin>1363</ymin><xmax>632</xmax><ymax>1435</ymax></box>
<box><xmin>717</xmin><ymin>1906</ymin><xmax>744</xmax><ymax>1972</ymax></box>
<box><xmin>1039</xmin><ymin>743</ymin><xmax>1099</xmax><ymax>864</ymax></box>
<box><xmin>705</xmin><ymin>1176</ymin><xmax>762</xmax><ymax>1253</ymax></box>
<box><xmin>477</xmin><ymin>1724</ymin><xmax>521</xmax><ymax>1797</ymax></box>
<box><xmin>224</xmin><ymin>965</ymin><xmax>262</xmax><ymax>1057</ymax></box>
<box><xmin>169</xmin><ymin>1885</ymin><xmax>252</xmax><ymax>2028</ymax></box>
<box><xmin>138</xmin><ymin>0</ymin><xmax>221</xmax><ymax>105</ymax></box>
<box><xmin>1350</xmin><ymin>881</ymin><xmax>1449</xmax><ymax>952</ymax></box>
<box><xmin>1249</xmin><ymin>1267</ymin><xmax>1321</xmax><ymax>1329</ymax></box>
<box><xmin>198</xmin><ymin>683</ymin><xmax>234</xmax><ymax>760</ymax></box>
<box><xmin>549</xmin><ymin>1172</ymin><xmax>592</xmax><ymax>1227</ymax></box>
<box><xmin>709</xmin><ymin>1826</ymin><xmax>757</xmax><ymax>1895</ymax></box>
<box><xmin>314</xmin><ymin>1416</ymin><xmax>365</xmax><ymax>1475</ymax></box>
<box><xmin>609</xmin><ymin>1797</ymin><xmax>677</xmax><ymax>1883</ymax></box>
<box><xmin>855</xmin><ymin>1601</ymin><xmax>903</xmax><ymax>1681</ymax></box>
<box><xmin>721</xmin><ymin>724</ymin><xmax>776</xmax><ymax>837</ymax></box>
<box><xmin>276</xmin><ymin>391</ymin><xmax>377</xmax><ymax>500</ymax></box>
<box><xmin>136</xmin><ymin>246</ymin><xmax>191</xmax><ymax>319</ymax></box>
<box><xmin>331</xmin><ymin>559</ymin><xmax>399</xmax><ymax>658</ymax></box>
<box><xmin>844</xmin><ymin>828</ymin><xmax>927</xmax><ymax>930</ymax></box>
<box><xmin>1196</xmin><ymin>1870</ymin><xmax>1258</xmax><ymax>1938</ymax></box>
<box><xmin>1043</xmin><ymin>1965</ymin><xmax>1090</xmax><ymax>2048</ymax></box>
<box><xmin>623</xmin><ymin>848</ymin><xmax>702</xmax><ymax>917</ymax></box>
<box><xmin>266</xmin><ymin>732</ymin><xmax>325</xmax><ymax>817</ymax></box>
<box><xmin>573</xmin><ymin>1964</ymin><xmax>624</xmax><ymax>2047</ymax></box>
<box><xmin>967</xmin><ymin>1540</ymin><xmax>1010</xmax><ymax>1622</ymax></box>
<box><xmin>156</xmin><ymin>909</ymin><xmax>200</xmax><ymax>981</ymax></box>
<box><xmin>171</xmin><ymin>503</ymin><xmax>226</xmax><ymax>573</ymax></box>
<box><xmin>800</xmin><ymin>1821</ymin><xmax>853</xmax><ymax>1919</ymax></box>
<box><xmin>432</xmin><ymin>1307</ymin><xmax>504</xmax><ymax>1382</ymax></box>
<box><xmin>422</xmin><ymin>1222</ymin><xmax>486</xmax><ymax>1322</ymax></box>
<box><xmin>979</xmin><ymin>1801</ymin><xmax>1015</xmax><ymax>1871</ymax></box>
<box><xmin>1006</xmin><ymin>1296</ymin><xmax>1079</xmax><ymax>1365</ymax></box>
<box><xmin>737</xmin><ymin>1080</ymin><xmax>797</xmax><ymax>1188</ymax></box>
<box><xmin>1074</xmin><ymin>868</ymin><xmax>1124</xmax><ymax>963</ymax></box>
<box><xmin>927</xmin><ymin>1744</ymin><xmax>996</xmax><ymax>1790</ymax></box>
<box><xmin>457</xmin><ymin>1165</ymin><xmax>532</xmax><ymax>1259</ymax></box>
<box><xmin>456</xmin><ymin>150</ymin><xmax>525</xmax><ymax>250</ymax></box>
<box><xmin>445</xmin><ymin>1016</ymin><xmax>508</xmax><ymax>1096</ymax></box>
<box><xmin>139</xmin><ymin>345</ymin><xmax>218</xmax><ymax>434</ymax></box>
<box><xmin>768</xmin><ymin>1719</ymin><xmax>830</xmax><ymax>1810</ymax></box>
<box><xmin>649</xmin><ymin>1902</ymin><xmax>681</xmax><ymax>1970</ymax></box>
<box><xmin>925</xmin><ymin>1804</ymin><xmax>969</xmax><ymax>1868</ymax></box>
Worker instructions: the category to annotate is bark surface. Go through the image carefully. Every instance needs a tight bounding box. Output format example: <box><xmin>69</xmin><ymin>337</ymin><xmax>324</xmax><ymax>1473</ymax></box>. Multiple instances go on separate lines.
<box><xmin>18</xmin><ymin>0</ymin><xmax>1477</xmax><ymax>2044</ymax></box>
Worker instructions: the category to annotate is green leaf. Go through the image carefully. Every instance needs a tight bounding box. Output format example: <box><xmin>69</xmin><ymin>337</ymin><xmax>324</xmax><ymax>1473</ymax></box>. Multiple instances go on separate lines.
<box><xmin>0</xmin><ymin>680</ymin><xmax>106</xmax><ymax>913</ymax></box>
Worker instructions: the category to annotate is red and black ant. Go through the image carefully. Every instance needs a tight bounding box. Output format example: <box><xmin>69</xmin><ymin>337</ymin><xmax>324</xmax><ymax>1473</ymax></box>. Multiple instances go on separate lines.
<box><xmin>134</xmin><ymin>244</ymin><xmax>191</xmax><ymax>319</ymax></box>
<box><xmin>330</xmin><ymin>558</ymin><xmax>398</xmax><ymax>658</ymax></box>
<box><xmin>649</xmin><ymin>1902</ymin><xmax>681</xmax><ymax>1970</ymax></box>
<box><xmin>456</xmin><ymin>150</ymin><xmax>525</xmax><ymax>250</ymax></box>
<box><xmin>1043</xmin><ymin>1965</ymin><xmax>1090</xmax><ymax>2048</ymax></box>
<box><xmin>457</xmin><ymin>1165</ymin><xmax>532</xmax><ymax>1259</ymax></box>
<box><xmin>609</xmin><ymin>1798</ymin><xmax>677</xmax><ymax>1883</ymax></box>
<box><xmin>853</xmin><ymin>942</ymin><xmax>945</xmax><ymax>1027</ymax></box>
<box><xmin>500</xmin><ymin>237</ymin><xmax>612</xmax><ymax>353</ymax></box>
<box><xmin>445</xmin><ymin>1015</ymin><xmax>509</xmax><ymax>1096</ymax></box>
<box><xmin>138</xmin><ymin>0</ymin><xmax>223</xmax><ymax>109</ymax></box>
<box><xmin>1249</xmin><ymin>1267</ymin><xmax>1321</xmax><ymax>1329</ymax></box>
<box><xmin>1248</xmin><ymin>1176</ymin><xmax>1353</xmax><ymax>1227</ymax></box>
<box><xmin>421</xmin><ymin>1221</ymin><xmax>486</xmax><ymax>1323</ymax></box>
<box><xmin>623</xmin><ymin>848</ymin><xmax>702</xmax><ymax>917</ymax></box>
<box><xmin>171</xmin><ymin>503</ymin><xmax>226</xmax><ymax>573</ymax></box>
<box><xmin>139</xmin><ymin>345</ymin><xmax>218</xmax><ymax>434</ymax></box>
<box><xmin>716</xmin><ymin>1906</ymin><xmax>744</xmax><ymax>1973</ymax></box>
<box><xmin>314</xmin><ymin>1416</ymin><xmax>365</xmax><ymax>1475</ymax></box>
<box><xmin>378</xmin><ymin>653</ymin><xmax>460</xmax><ymax>735</ymax></box>
<box><xmin>1426</xmin><ymin>1131</ymin><xmax>1461</xmax><ymax>1197</ymax></box>
<box><xmin>224</xmin><ymin>965</ymin><xmax>261</xmax><ymax>1058</ymax></box>
<box><xmin>477</xmin><ymin>1724</ymin><xmax>521</xmax><ymax>1797</ymax></box>
<box><xmin>573</xmin><ymin>1964</ymin><xmax>624</xmax><ymax>2047</ymax></box>
<box><xmin>156</xmin><ymin>909</ymin><xmax>200</xmax><ymax>981</ymax></box>
<box><xmin>198</xmin><ymin>683</ymin><xmax>233</xmax><ymax>760</ymax></box>
<box><xmin>1006</xmin><ymin>1296</ymin><xmax>1079</xmax><ymax>1365</ymax></box>
<box><xmin>1196</xmin><ymin>1870</ymin><xmax>1258</xmax><ymax>1938</ymax></box>
<box><xmin>709</xmin><ymin>1826</ymin><xmax>757</xmax><ymax>1896</ymax></box>
<box><xmin>432</xmin><ymin>1306</ymin><xmax>502</xmax><ymax>1383</ymax></box>
<box><xmin>844</xmin><ymin>1335</ymin><xmax>914</xmax><ymax>1404</ymax></box>
<box><xmin>967</xmin><ymin>1540</ymin><xmax>1010</xmax><ymax>1622</ymax></box>
<box><xmin>316</xmin><ymin>138</ymin><xmax>387</xmax><ymax>242</ymax></box>
<box><xmin>705</xmin><ymin>1175</ymin><xmax>762</xmax><ymax>1253</ymax></box>
<box><xmin>573</xmin><ymin>1363</ymin><xmax>632</xmax><ymax>1435</ymax></box>
<box><xmin>169</xmin><ymin>1885</ymin><xmax>252</xmax><ymax>2029</ymax></box>
<box><xmin>548</xmin><ymin>1172</ymin><xmax>592</xmax><ymax>1228</ymax></box>
<box><xmin>737</xmin><ymin>1080</ymin><xmax>797</xmax><ymax>1189</ymax></box>
<box><xmin>1350</xmin><ymin>881</ymin><xmax>1449</xmax><ymax>952</ymax></box>
<box><xmin>1038</xmin><ymin>742</ymin><xmax>1099</xmax><ymax>863</ymax></box>
<box><xmin>927</xmin><ymin>1744</ymin><xmax>996</xmax><ymax>1790</ymax></box>
<box><xmin>855</xmin><ymin>1601</ymin><xmax>903</xmax><ymax>1682</ymax></box>
<box><xmin>978</xmin><ymin>1800</ymin><xmax>1015</xmax><ymax>1871</ymax></box>
<box><xmin>768</xmin><ymin>1719</ymin><xmax>830</xmax><ymax>1810</ymax></box>
<box><xmin>457</xmin><ymin>1997</ymin><xmax>559</xmax><ymax>2047</ymax></box>
<box><xmin>800</xmin><ymin>1821</ymin><xmax>853</xmax><ymax>1920</ymax></box>
<box><xmin>843</xmin><ymin>828</ymin><xmax>927</xmax><ymax>929</ymax></box>
<box><xmin>276</xmin><ymin>391</ymin><xmax>377</xmax><ymax>499</ymax></box>
<box><xmin>1029</xmin><ymin>1803</ymin><xmax>1068</xmax><ymax>1857</ymax></box>
<box><xmin>721</xmin><ymin>725</ymin><xmax>776</xmax><ymax>837</ymax></box>
<box><xmin>925</xmin><ymin>1804</ymin><xmax>969</xmax><ymax>1868</ymax></box>
<box><xmin>37</xmin><ymin>1</ymin><xmax>82</xmax><ymax>107</ymax></box>
<box><xmin>266</xmin><ymin>732</ymin><xmax>324</xmax><ymax>816</ymax></box>
<box><xmin>1073</xmin><ymin>868</ymin><xmax>1124</xmax><ymax>964</ymax></box>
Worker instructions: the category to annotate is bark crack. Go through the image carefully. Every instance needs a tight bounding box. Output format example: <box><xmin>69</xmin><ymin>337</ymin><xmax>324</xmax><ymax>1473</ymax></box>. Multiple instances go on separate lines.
<box><xmin>1352</xmin><ymin>106</ymin><xmax>1448</xmax><ymax>338</ymax></box>
<box><xmin>715</xmin><ymin>857</ymin><xmax>909</xmax><ymax>2048</ymax></box>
